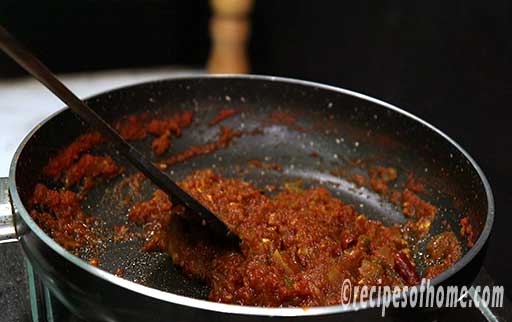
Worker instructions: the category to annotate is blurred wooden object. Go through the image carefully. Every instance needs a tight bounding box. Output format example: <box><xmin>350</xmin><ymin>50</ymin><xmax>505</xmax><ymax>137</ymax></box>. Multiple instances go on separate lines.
<box><xmin>208</xmin><ymin>0</ymin><xmax>253</xmax><ymax>74</ymax></box>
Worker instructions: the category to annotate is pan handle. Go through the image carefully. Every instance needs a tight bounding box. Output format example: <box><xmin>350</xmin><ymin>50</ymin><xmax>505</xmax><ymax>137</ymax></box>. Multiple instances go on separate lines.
<box><xmin>0</xmin><ymin>177</ymin><xmax>17</xmax><ymax>243</ymax></box>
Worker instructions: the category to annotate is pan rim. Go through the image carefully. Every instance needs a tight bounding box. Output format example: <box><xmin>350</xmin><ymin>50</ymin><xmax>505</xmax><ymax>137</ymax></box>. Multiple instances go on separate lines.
<box><xmin>9</xmin><ymin>74</ymin><xmax>495</xmax><ymax>316</ymax></box>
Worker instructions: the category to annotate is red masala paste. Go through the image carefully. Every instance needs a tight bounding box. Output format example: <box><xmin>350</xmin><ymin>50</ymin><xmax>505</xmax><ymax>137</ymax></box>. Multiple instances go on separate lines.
<box><xmin>29</xmin><ymin>109</ymin><xmax>465</xmax><ymax>308</ymax></box>
<box><xmin>208</xmin><ymin>108</ymin><xmax>238</xmax><ymax>126</ymax></box>
<box><xmin>127</xmin><ymin>170</ymin><xmax>420</xmax><ymax>306</ymax></box>
<box><xmin>424</xmin><ymin>231</ymin><xmax>462</xmax><ymax>279</ymax></box>
<box><xmin>43</xmin><ymin>132</ymin><xmax>104</xmax><ymax>178</ymax></box>
<box><xmin>162</xmin><ymin>126</ymin><xmax>241</xmax><ymax>166</ymax></box>
<box><xmin>30</xmin><ymin>184</ymin><xmax>99</xmax><ymax>252</ymax></box>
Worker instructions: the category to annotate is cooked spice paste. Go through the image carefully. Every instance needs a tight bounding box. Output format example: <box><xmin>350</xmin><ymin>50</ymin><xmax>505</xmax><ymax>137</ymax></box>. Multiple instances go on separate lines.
<box><xmin>29</xmin><ymin>110</ymin><xmax>465</xmax><ymax>307</ymax></box>
<box><xmin>176</xmin><ymin>170</ymin><xmax>416</xmax><ymax>305</ymax></box>
<box><xmin>30</xmin><ymin>184</ymin><xmax>99</xmax><ymax>251</ymax></box>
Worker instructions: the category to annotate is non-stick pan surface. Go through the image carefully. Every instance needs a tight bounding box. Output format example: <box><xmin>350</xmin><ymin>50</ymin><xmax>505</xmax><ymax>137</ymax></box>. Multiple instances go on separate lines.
<box><xmin>10</xmin><ymin>75</ymin><xmax>493</xmax><ymax>321</ymax></box>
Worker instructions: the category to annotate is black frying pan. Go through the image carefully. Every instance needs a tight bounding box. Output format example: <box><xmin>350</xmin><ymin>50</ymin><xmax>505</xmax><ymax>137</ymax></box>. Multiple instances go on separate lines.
<box><xmin>1</xmin><ymin>75</ymin><xmax>494</xmax><ymax>321</ymax></box>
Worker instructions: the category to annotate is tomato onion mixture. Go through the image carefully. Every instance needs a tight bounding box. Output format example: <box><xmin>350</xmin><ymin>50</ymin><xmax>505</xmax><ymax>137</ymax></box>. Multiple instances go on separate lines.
<box><xmin>29</xmin><ymin>109</ymin><xmax>465</xmax><ymax>307</ymax></box>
